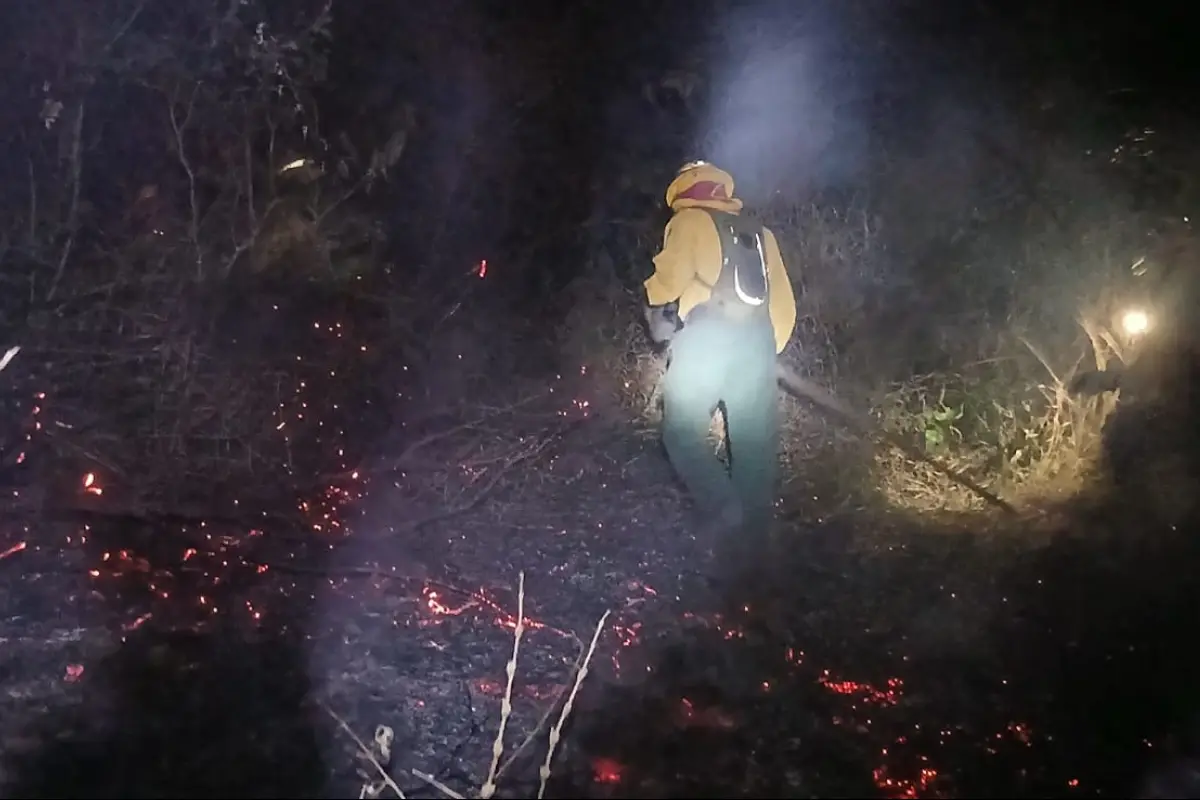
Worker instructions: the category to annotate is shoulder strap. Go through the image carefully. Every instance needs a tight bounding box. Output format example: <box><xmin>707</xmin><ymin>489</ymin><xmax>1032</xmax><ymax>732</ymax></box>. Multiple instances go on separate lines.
<box><xmin>705</xmin><ymin>209</ymin><xmax>769</xmax><ymax>307</ymax></box>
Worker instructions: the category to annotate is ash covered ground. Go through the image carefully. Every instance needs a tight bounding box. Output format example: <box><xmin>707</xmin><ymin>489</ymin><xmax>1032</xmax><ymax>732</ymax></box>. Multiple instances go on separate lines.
<box><xmin>1</xmin><ymin>351</ymin><xmax>1197</xmax><ymax>799</ymax></box>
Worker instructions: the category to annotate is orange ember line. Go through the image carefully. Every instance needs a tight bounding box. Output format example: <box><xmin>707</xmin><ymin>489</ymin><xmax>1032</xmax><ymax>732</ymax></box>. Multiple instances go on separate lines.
<box><xmin>819</xmin><ymin>671</ymin><xmax>903</xmax><ymax>706</ymax></box>
<box><xmin>417</xmin><ymin>583</ymin><xmax>572</xmax><ymax>640</ymax></box>
<box><xmin>424</xmin><ymin>588</ymin><xmax>476</xmax><ymax>617</ymax></box>
<box><xmin>470</xmin><ymin>677</ymin><xmax>563</xmax><ymax>701</ymax></box>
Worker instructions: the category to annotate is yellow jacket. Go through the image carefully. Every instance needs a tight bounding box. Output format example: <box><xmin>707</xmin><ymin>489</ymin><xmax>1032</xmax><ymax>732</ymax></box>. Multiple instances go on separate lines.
<box><xmin>643</xmin><ymin>163</ymin><xmax>797</xmax><ymax>354</ymax></box>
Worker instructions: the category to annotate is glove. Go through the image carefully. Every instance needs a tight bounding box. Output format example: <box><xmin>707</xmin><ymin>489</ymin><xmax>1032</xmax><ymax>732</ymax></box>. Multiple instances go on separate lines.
<box><xmin>644</xmin><ymin>304</ymin><xmax>680</xmax><ymax>344</ymax></box>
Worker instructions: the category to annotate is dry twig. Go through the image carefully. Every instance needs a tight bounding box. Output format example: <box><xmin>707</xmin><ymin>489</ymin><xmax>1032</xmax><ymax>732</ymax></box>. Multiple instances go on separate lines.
<box><xmin>410</xmin><ymin>770</ymin><xmax>464</xmax><ymax>799</ymax></box>
<box><xmin>538</xmin><ymin>609</ymin><xmax>610</xmax><ymax>799</ymax></box>
<box><xmin>323</xmin><ymin>704</ymin><xmax>406</xmax><ymax>799</ymax></box>
<box><xmin>0</xmin><ymin>346</ymin><xmax>20</xmax><ymax>374</ymax></box>
<box><xmin>374</xmin><ymin>418</ymin><xmax>583</xmax><ymax>539</ymax></box>
<box><xmin>479</xmin><ymin>571</ymin><xmax>525</xmax><ymax>799</ymax></box>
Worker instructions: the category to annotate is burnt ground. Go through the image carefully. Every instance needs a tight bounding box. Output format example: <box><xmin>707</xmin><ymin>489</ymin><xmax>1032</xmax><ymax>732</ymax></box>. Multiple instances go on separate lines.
<box><xmin>1</xmin><ymin>375</ymin><xmax>1199</xmax><ymax>799</ymax></box>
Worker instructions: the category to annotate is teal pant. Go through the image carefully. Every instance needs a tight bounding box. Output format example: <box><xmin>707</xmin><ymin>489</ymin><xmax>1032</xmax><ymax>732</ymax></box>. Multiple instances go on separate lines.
<box><xmin>661</xmin><ymin>308</ymin><xmax>779</xmax><ymax>570</ymax></box>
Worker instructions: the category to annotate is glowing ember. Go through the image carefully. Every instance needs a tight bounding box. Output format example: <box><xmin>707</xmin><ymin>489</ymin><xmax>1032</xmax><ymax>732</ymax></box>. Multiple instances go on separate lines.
<box><xmin>873</xmin><ymin>764</ymin><xmax>940</xmax><ymax>799</ymax></box>
<box><xmin>591</xmin><ymin>756</ymin><xmax>624</xmax><ymax>784</ymax></box>
<box><xmin>470</xmin><ymin>677</ymin><xmax>562</xmax><ymax>701</ymax></box>
<box><xmin>0</xmin><ymin>541</ymin><xmax>27</xmax><ymax>561</ymax></box>
<box><xmin>819</xmin><ymin>671</ymin><xmax>903</xmax><ymax>706</ymax></box>
<box><xmin>27</xmin><ymin>307</ymin><xmax>384</xmax><ymax>637</ymax></box>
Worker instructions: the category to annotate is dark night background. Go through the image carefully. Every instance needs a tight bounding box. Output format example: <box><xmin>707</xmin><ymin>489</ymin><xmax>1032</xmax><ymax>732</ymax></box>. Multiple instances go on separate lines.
<box><xmin>0</xmin><ymin>1</ymin><xmax>1198</xmax><ymax>797</ymax></box>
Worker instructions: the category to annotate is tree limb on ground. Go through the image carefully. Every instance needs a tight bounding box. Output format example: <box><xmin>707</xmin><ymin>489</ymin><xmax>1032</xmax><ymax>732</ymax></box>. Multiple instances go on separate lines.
<box><xmin>776</xmin><ymin>363</ymin><xmax>1017</xmax><ymax>515</ymax></box>
<box><xmin>372</xmin><ymin>416</ymin><xmax>586</xmax><ymax>540</ymax></box>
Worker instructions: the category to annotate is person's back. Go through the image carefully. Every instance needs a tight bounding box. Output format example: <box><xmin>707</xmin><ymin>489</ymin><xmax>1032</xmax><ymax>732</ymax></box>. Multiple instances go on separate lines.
<box><xmin>642</xmin><ymin>161</ymin><xmax>797</xmax><ymax>582</ymax></box>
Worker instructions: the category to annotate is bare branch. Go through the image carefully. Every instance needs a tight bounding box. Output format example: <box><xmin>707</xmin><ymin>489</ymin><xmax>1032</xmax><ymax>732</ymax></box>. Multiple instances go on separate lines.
<box><xmin>47</xmin><ymin>98</ymin><xmax>85</xmax><ymax>301</ymax></box>
<box><xmin>103</xmin><ymin>0</ymin><xmax>149</xmax><ymax>54</ymax></box>
<box><xmin>168</xmin><ymin>84</ymin><xmax>204</xmax><ymax>279</ymax></box>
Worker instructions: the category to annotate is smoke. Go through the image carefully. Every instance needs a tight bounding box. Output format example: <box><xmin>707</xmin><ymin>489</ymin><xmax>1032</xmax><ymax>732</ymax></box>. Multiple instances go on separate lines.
<box><xmin>696</xmin><ymin>1</ymin><xmax>1017</xmax><ymax>214</ymax></box>
<box><xmin>699</xmin><ymin>3</ymin><xmax>872</xmax><ymax>201</ymax></box>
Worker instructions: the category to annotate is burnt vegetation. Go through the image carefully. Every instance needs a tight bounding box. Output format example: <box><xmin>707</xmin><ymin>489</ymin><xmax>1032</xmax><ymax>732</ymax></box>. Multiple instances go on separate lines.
<box><xmin>0</xmin><ymin>1</ymin><xmax>1199</xmax><ymax>797</ymax></box>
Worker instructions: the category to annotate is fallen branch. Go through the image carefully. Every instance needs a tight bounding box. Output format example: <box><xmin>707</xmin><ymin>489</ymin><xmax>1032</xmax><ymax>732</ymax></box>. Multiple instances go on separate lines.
<box><xmin>314</xmin><ymin>392</ymin><xmax>552</xmax><ymax>487</ymax></box>
<box><xmin>410</xmin><ymin>770</ymin><xmax>462</xmax><ymax>799</ymax></box>
<box><xmin>776</xmin><ymin>364</ymin><xmax>1017</xmax><ymax>515</ymax></box>
<box><xmin>47</xmin><ymin>500</ymin><xmax>300</xmax><ymax>532</ymax></box>
<box><xmin>373</xmin><ymin>417</ymin><xmax>585</xmax><ymax>540</ymax></box>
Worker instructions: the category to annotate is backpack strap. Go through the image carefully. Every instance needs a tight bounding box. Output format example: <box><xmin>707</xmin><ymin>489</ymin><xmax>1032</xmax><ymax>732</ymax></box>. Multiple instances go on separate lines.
<box><xmin>701</xmin><ymin>209</ymin><xmax>770</xmax><ymax>320</ymax></box>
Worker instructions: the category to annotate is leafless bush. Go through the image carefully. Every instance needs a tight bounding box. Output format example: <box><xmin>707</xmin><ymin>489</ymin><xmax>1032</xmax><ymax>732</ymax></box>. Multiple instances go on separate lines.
<box><xmin>0</xmin><ymin>0</ymin><xmax>409</xmax><ymax>513</ymax></box>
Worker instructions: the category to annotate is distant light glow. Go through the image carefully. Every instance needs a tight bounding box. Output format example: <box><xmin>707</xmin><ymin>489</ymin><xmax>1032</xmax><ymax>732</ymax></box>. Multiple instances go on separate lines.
<box><xmin>1121</xmin><ymin>308</ymin><xmax>1150</xmax><ymax>336</ymax></box>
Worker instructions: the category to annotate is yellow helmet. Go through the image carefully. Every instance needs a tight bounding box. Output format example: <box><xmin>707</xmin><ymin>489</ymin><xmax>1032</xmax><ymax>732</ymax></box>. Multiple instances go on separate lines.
<box><xmin>677</xmin><ymin>159</ymin><xmax>710</xmax><ymax>175</ymax></box>
<box><xmin>664</xmin><ymin>161</ymin><xmax>739</xmax><ymax>210</ymax></box>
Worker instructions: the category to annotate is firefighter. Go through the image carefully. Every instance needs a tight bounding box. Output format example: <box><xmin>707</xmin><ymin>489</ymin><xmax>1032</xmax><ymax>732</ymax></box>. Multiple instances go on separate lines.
<box><xmin>643</xmin><ymin>161</ymin><xmax>797</xmax><ymax>578</ymax></box>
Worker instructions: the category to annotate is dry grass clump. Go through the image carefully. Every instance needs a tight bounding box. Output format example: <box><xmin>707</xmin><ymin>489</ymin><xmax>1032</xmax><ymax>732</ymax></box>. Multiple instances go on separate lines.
<box><xmin>867</xmin><ymin>341</ymin><xmax>1116</xmax><ymax>514</ymax></box>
